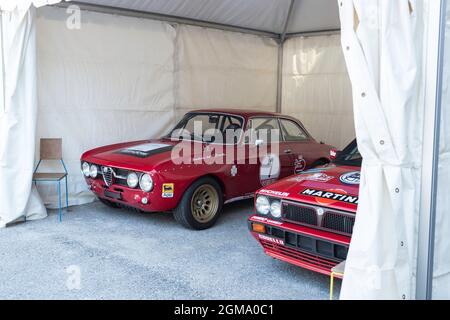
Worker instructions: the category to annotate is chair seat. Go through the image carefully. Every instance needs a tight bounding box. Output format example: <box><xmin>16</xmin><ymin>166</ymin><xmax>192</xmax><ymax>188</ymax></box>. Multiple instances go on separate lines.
<box><xmin>33</xmin><ymin>172</ymin><xmax>67</xmax><ymax>181</ymax></box>
<box><xmin>331</xmin><ymin>260</ymin><xmax>346</xmax><ymax>275</ymax></box>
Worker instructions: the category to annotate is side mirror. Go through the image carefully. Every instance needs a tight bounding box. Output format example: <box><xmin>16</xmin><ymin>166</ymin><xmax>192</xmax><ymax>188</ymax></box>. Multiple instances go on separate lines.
<box><xmin>255</xmin><ymin>139</ymin><xmax>264</xmax><ymax>147</ymax></box>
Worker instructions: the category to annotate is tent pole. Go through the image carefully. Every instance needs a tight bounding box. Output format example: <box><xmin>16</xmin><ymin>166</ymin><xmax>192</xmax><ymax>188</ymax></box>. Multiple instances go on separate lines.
<box><xmin>54</xmin><ymin>1</ymin><xmax>280</xmax><ymax>39</ymax></box>
<box><xmin>416</xmin><ymin>0</ymin><xmax>446</xmax><ymax>300</ymax></box>
<box><xmin>276</xmin><ymin>43</ymin><xmax>283</xmax><ymax>113</ymax></box>
<box><xmin>276</xmin><ymin>0</ymin><xmax>296</xmax><ymax>113</ymax></box>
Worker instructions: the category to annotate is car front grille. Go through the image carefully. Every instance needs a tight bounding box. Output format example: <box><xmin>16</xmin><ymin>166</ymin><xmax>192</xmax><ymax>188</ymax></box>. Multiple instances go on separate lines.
<box><xmin>102</xmin><ymin>167</ymin><xmax>114</xmax><ymax>186</ymax></box>
<box><xmin>265</xmin><ymin>225</ymin><xmax>348</xmax><ymax>262</ymax></box>
<box><xmin>282</xmin><ymin>201</ymin><xmax>355</xmax><ymax>236</ymax></box>
<box><xmin>283</xmin><ymin>202</ymin><xmax>317</xmax><ymax>225</ymax></box>
<box><xmin>259</xmin><ymin>238</ymin><xmax>341</xmax><ymax>276</ymax></box>
<box><xmin>100</xmin><ymin>166</ymin><xmax>131</xmax><ymax>187</ymax></box>
<box><xmin>322</xmin><ymin>211</ymin><xmax>355</xmax><ymax>235</ymax></box>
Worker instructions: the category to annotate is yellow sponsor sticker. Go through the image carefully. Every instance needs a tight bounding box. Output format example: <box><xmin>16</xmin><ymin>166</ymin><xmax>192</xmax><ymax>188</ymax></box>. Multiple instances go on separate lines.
<box><xmin>162</xmin><ymin>183</ymin><xmax>174</xmax><ymax>198</ymax></box>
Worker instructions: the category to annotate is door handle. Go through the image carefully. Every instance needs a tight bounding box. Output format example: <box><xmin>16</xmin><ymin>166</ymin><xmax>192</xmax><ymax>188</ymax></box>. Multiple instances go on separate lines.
<box><xmin>284</xmin><ymin>149</ymin><xmax>292</xmax><ymax>154</ymax></box>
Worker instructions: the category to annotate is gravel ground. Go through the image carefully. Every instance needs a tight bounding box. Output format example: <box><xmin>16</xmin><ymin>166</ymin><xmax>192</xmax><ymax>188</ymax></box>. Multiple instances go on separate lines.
<box><xmin>0</xmin><ymin>200</ymin><xmax>340</xmax><ymax>300</ymax></box>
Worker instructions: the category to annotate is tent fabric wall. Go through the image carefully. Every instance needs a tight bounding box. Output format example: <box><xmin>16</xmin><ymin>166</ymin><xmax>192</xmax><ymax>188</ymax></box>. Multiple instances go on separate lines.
<box><xmin>338</xmin><ymin>0</ymin><xmax>423</xmax><ymax>299</ymax></box>
<box><xmin>36</xmin><ymin>6</ymin><xmax>176</xmax><ymax>206</ymax></box>
<box><xmin>0</xmin><ymin>6</ymin><xmax>47</xmax><ymax>227</ymax></box>
<box><xmin>281</xmin><ymin>34</ymin><xmax>354</xmax><ymax>149</ymax></box>
<box><xmin>175</xmin><ymin>24</ymin><xmax>278</xmax><ymax>118</ymax></box>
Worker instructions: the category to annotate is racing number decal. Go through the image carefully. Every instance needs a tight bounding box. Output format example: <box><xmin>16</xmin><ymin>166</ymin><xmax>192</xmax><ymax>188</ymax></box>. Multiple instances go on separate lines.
<box><xmin>260</xmin><ymin>154</ymin><xmax>280</xmax><ymax>187</ymax></box>
<box><xmin>294</xmin><ymin>155</ymin><xmax>306</xmax><ymax>174</ymax></box>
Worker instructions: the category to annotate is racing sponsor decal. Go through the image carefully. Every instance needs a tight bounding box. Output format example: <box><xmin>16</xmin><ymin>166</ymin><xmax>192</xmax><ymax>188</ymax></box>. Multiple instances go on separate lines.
<box><xmin>294</xmin><ymin>155</ymin><xmax>306</xmax><ymax>174</ymax></box>
<box><xmin>259</xmin><ymin>189</ymin><xmax>290</xmax><ymax>197</ymax></box>
<box><xmin>258</xmin><ymin>234</ymin><xmax>284</xmax><ymax>245</ymax></box>
<box><xmin>252</xmin><ymin>215</ymin><xmax>283</xmax><ymax>225</ymax></box>
<box><xmin>301</xmin><ymin>188</ymin><xmax>359</xmax><ymax>205</ymax></box>
<box><xmin>260</xmin><ymin>154</ymin><xmax>280</xmax><ymax>186</ymax></box>
<box><xmin>289</xmin><ymin>172</ymin><xmax>334</xmax><ymax>183</ymax></box>
<box><xmin>118</xmin><ymin>143</ymin><xmax>173</xmax><ymax>158</ymax></box>
<box><xmin>339</xmin><ymin>171</ymin><xmax>360</xmax><ymax>185</ymax></box>
<box><xmin>162</xmin><ymin>183</ymin><xmax>174</xmax><ymax>198</ymax></box>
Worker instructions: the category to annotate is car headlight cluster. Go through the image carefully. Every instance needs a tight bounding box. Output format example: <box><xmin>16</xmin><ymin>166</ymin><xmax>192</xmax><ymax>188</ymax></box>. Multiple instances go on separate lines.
<box><xmin>256</xmin><ymin>195</ymin><xmax>282</xmax><ymax>218</ymax></box>
<box><xmin>127</xmin><ymin>172</ymin><xmax>153</xmax><ymax>192</ymax></box>
<box><xmin>82</xmin><ymin>161</ymin><xmax>153</xmax><ymax>192</ymax></box>
<box><xmin>82</xmin><ymin>162</ymin><xmax>99</xmax><ymax>179</ymax></box>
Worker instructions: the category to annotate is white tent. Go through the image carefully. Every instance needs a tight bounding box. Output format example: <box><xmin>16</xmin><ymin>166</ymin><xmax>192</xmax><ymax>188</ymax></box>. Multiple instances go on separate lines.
<box><xmin>0</xmin><ymin>0</ymin><xmax>447</xmax><ymax>299</ymax></box>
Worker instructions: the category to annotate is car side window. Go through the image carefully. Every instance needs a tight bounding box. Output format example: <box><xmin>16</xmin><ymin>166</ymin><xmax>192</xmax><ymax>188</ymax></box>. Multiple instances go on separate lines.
<box><xmin>247</xmin><ymin>117</ymin><xmax>281</xmax><ymax>144</ymax></box>
<box><xmin>280</xmin><ymin>119</ymin><xmax>309</xmax><ymax>141</ymax></box>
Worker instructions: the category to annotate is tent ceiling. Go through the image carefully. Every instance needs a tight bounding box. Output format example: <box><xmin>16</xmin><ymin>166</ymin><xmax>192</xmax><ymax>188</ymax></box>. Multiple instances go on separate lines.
<box><xmin>70</xmin><ymin>0</ymin><xmax>340</xmax><ymax>36</ymax></box>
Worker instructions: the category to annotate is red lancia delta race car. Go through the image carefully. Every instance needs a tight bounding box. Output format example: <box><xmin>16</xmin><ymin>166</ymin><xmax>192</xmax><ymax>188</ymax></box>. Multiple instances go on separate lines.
<box><xmin>248</xmin><ymin>139</ymin><xmax>360</xmax><ymax>276</ymax></box>
<box><xmin>81</xmin><ymin>109</ymin><xmax>334</xmax><ymax>230</ymax></box>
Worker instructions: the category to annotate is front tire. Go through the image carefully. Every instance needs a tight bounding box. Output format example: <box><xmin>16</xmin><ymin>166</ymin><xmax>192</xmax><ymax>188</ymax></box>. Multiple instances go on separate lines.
<box><xmin>174</xmin><ymin>177</ymin><xmax>223</xmax><ymax>230</ymax></box>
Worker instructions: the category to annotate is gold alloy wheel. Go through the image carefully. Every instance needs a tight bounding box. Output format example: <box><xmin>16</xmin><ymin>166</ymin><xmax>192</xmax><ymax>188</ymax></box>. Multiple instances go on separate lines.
<box><xmin>190</xmin><ymin>184</ymin><xmax>219</xmax><ymax>223</ymax></box>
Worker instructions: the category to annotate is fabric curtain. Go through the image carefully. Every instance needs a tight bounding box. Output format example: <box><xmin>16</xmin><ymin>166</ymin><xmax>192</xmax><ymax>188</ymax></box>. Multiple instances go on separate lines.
<box><xmin>0</xmin><ymin>5</ymin><xmax>47</xmax><ymax>227</ymax></box>
<box><xmin>338</xmin><ymin>0</ymin><xmax>424</xmax><ymax>299</ymax></box>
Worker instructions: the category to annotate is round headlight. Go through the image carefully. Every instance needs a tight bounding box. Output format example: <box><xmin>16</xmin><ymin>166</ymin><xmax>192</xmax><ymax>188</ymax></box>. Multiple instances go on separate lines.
<box><xmin>270</xmin><ymin>200</ymin><xmax>282</xmax><ymax>218</ymax></box>
<box><xmin>82</xmin><ymin>162</ymin><xmax>90</xmax><ymax>177</ymax></box>
<box><xmin>89</xmin><ymin>164</ymin><xmax>98</xmax><ymax>178</ymax></box>
<box><xmin>139</xmin><ymin>173</ymin><xmax>154</xmax><ymax>192</ymax></box>
<box><xmin>127</xmin><ymin>172</ymin><xmax>139</xmax><ymax>188</ymax></box>
<box><xmin>256</xmin><ymin>196</ymin><xmax>270</xmax><ymax>215</ymax></box>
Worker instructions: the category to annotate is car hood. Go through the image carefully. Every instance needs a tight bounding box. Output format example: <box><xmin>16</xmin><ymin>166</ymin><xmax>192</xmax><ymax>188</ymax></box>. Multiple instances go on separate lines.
<box><xmin>83</xmin><ymin>139</ymin><xmax>185</xmax><ymax>170</ymax></box>
<box><xmin>258</xmin><ymin>164</ymin><xmax>360</xmax><ymax>213</ymax></box>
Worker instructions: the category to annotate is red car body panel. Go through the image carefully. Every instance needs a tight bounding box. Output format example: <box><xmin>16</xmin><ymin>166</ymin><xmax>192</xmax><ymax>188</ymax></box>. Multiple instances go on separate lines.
<box><xmin>248</xmin><ymin>162</ymin><xmax>360</xmax><ymax>277</ymax></box>
<box><xmin>81</xmin><ymin>110</ymin><xmax>334</xmax><ymax>213</ymax></box>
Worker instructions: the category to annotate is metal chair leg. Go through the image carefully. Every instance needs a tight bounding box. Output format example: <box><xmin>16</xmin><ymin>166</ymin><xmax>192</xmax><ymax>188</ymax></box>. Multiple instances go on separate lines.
<box><xmin>330</xmin><ymin>272</ymin><xmax>335</xmax><ymax>300</ymax></box>
<box><xmin>65</xmin><ymin>176</ymin><xmax>69</xmax><ymax>209</ymax></box>
<box><xmin>58</xmin><ymin>180</ymin><xmax>62</xmax><ymax>222</ymax></box>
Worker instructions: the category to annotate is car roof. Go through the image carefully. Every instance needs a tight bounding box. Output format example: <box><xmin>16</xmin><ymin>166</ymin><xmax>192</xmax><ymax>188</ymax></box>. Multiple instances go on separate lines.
<box><xmin>188</xmin><ymin>108</ymin><xmax>287</xmax><ymax>117</ymax></box>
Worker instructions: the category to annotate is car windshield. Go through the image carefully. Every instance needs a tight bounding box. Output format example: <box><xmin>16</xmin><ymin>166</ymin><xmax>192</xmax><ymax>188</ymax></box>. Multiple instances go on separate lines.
<box><xmin>333</xmin><ymin>139</ymin><xmax>362</xmax><ymax>166</ymax></box>
<box><xmin>167</xmin><ymin>113</ymin><xmax>244</xmax><ymax>144</ymax></box>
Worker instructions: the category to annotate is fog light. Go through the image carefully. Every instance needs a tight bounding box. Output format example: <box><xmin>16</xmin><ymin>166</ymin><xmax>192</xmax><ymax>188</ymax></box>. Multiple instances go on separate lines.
<box><xmin>252</xmin><ymin>223</ymin><xmax>265</xmax><ymax>234</ymax></box>
<box><xmin>141</xmin><ymin>197</ymin><xmax>148</xmax><ymax>205</ymax></box>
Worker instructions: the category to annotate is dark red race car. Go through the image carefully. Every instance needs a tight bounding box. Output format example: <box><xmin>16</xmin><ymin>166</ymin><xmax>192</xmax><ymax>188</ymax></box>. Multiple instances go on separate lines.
<box><xmin>248</xmin><ymin>139</ymin><xmax>360</xmax><ymax>276</ymax></box>
<box><xmin>81</xmin><ymin>109</ymin><xmax>334</xmax><ymax>229</ymax></box>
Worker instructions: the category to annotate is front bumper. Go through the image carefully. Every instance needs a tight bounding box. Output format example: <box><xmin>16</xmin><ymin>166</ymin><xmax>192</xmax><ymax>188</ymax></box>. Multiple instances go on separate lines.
<box><xmin>86</xmin><ymin>177</ymin><xmax>161</xmax><ymax>212</ymax></box>
<box><xmin>248</xmin><ymin>215</ymin><xmax>350</xmax><ymax>277</ymax></box>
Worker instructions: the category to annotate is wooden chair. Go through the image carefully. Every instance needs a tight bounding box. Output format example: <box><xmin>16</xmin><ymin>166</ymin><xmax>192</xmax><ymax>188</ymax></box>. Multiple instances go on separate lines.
<box><xmin>33</xmin><ymin>138</ymin><xmax>69</xmax><ymax>222</ymax></box>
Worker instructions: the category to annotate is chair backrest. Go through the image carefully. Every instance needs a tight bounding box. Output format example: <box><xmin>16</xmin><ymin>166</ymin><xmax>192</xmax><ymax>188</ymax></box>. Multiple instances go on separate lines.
<box><xmin>40</xmin><ymin>138</ymin><xmax>62</xmax><ymax>160</ymax></box>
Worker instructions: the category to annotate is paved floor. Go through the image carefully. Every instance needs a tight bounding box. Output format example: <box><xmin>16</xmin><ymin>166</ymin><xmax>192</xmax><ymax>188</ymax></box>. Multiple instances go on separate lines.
<box><xmin>0</xmin><ymin>200</ymin><xmax>340</xmax><ymax>300</ymax></box>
